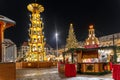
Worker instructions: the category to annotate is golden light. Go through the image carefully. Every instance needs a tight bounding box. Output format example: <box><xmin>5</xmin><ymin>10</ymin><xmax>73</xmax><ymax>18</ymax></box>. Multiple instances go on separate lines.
<box><xmin>26</xmin><ymin>3</ymin><xmax>46</xmax><ymax>62</ymax></box>
<box><xmin>89</xmin><ymin>25</ymin><xmax>93</xmax><ymax>29</ymax></box>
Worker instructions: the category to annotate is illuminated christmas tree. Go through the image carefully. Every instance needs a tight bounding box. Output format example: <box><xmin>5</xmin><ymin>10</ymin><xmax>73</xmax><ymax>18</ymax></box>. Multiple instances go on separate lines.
<box><xmin>66</xmin><ymin>23</ymin><xmax>78</xmax><ymax>49</ymax></box>
<box><xmin>26</xmin><ymin>3</ymin><xmax>46</xmax><ymax>62</ymax></box>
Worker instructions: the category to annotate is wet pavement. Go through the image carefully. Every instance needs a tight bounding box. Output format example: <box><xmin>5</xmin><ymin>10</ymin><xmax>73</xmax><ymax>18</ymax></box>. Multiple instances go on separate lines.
<box><xmin>16</xmin><ymin>68</ymin><xmax>114</xmax><ymax>80</ymax></box>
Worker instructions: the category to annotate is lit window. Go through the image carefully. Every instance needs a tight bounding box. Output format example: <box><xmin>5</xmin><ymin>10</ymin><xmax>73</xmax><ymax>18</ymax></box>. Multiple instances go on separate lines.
<box><xmin>92</xmin><ymin>41</ymin><xmax>95</xmax><ymax>44</ymax></box>
<box><xmin>89</xmin><ymin>35</ymin><xmax>91</xmax><ymax>37</ymax></box>
<box><xmin>87</xmin><ymin>42</ymin><xmax>89</xmax><ymax>45</ymax></box>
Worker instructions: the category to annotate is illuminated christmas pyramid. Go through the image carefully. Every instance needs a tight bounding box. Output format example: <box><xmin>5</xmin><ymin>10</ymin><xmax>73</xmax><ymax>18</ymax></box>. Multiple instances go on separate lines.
<box><xmin>26</xmin><ymin>3</ymin><xmax>46</xmax><ymax>61</ymax></box>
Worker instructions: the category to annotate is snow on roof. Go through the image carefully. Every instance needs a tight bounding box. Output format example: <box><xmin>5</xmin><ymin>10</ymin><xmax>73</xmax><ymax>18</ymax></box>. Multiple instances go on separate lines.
<box><xmin>0</xmin><ymin>15</ymin><xmax>16</xmax><ymax>24</ymax></box>
<box><xmin>2</xmin><ymin>39</ymin><xmax>15</xmax><ymax>47</ymax></box>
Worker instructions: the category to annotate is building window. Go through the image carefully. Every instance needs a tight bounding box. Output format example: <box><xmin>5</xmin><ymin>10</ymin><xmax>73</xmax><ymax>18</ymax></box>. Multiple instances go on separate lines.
<box><xmin>92</xmin><ymin>41</ymin><xmax>95</xmax><ymax>44</ymax></box>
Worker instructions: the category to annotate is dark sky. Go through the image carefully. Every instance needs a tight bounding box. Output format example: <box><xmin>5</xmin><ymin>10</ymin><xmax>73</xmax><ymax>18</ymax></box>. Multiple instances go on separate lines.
<box><xmin>1</xmin><ymin>0</ymin><xmax>120</xmax><ymax>48</ymax></box>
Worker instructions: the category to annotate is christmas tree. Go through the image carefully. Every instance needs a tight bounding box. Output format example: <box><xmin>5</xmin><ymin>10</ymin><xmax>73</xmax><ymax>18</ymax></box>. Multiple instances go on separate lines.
<box><xmin>66</xmin><ymin>23</ymin><xmax>78</xmax><ymax>49</ymax></box>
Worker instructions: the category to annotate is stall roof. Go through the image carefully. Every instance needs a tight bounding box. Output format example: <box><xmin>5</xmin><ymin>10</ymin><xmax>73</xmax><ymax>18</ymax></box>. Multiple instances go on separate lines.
<box><xmin>0</xmin><ymin>15</ymin><xmax>16</xmax><ymax>28</ymax></box>
<box><xmin>63</xmin><ymin>46</ymin><xmax>119</xmax><ymax>54</ymax></box>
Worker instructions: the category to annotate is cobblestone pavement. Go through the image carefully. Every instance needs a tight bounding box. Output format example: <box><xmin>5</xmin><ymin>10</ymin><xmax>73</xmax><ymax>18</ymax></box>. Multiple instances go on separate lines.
<box><xmin>16</xmin><ymin>68</ymin><xmax>114</xmax><ymax>80</ymax></box>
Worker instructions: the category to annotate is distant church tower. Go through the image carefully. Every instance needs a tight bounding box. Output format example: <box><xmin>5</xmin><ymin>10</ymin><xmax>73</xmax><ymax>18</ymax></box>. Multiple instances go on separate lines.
<box><xmin>85</xmin><ymin>25</ymin><xmax>99</xmax><ymax>48</ymax></box>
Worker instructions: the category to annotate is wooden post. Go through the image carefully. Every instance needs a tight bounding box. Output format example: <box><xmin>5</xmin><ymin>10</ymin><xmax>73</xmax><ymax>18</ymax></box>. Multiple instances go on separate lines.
<box><xmin>113</xmin><ymin>34</ymin><xmax>117</xmax><ymax>63</ymax></box>
<box><xmin>0</xmin><ymin>22</ymin><xmax>4</xmax><ymax>62</ymax></box>
<box><xmin>72</xmin><ymin>52</ymin><xmax>74</xmax><ymax>63</ymax></box>
<box><xmin>113</xmin><ymin>46</ymin><xmax>117</xmax><ymax>63</ymax></box>
<box><xmin>62</xmin><ymin>52</ymin><xmax>65</xmax><ymax>63</ymax></box>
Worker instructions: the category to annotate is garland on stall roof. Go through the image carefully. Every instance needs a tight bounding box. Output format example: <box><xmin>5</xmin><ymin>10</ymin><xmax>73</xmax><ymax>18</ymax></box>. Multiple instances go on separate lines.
<box><xmin>63</xmin><ymin>45</ymin><xmax>120</xmax><ymax>55</ymax></box>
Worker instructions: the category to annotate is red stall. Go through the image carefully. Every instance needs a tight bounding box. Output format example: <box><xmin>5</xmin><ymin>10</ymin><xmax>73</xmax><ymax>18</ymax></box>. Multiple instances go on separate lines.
<box><xmin>58</xmin><ymin>62</ymin><xmax>76</xmax><ymax>77</ymax></box>
<box><xmin>112</xmin><ymin>64</ymin><xmax>120</xmax><ymax>80</ymax></box>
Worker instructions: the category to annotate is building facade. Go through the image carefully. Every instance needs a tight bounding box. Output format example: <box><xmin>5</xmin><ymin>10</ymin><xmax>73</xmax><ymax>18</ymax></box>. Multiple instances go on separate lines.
<box><xmin>99</xmin><ymin>33</ymin><xmax>120</xmax><ymax>47</ymax></box>
<box><xmin>17</xmin><ymin>41</ymin><xmax>54</xmax><ymax>61</ymax></box>
<box><xmin>17</xmin><ymin>42</ymin><xmax>29</xmax><ymax>61</ymax></box>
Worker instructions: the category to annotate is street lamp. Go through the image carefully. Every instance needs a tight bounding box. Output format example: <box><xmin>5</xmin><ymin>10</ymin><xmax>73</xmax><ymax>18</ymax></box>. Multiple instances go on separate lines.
<box><xmin>55</xmin><ymin>33</ymin><xmax>58</xmax><ymax>57</ymax></box>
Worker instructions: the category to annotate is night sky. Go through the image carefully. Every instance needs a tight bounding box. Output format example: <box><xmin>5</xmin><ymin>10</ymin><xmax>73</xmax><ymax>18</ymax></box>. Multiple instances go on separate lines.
<box><xmin>1</xmin><ymin>0</ymin><xmax>120</xmax><ymax>48</ymax></box>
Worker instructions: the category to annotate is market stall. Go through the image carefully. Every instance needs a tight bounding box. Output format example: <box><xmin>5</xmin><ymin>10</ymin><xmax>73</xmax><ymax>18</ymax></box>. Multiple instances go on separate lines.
<box><xmin>58</xmin><ymin>51</ymin><xmax>77</xmax><ymax>77</ymax></box>
<box><xmin>112</xmin><ymin>64</ymin><xmax>120</xmax><ymax>80</ymax></box>
<box><xmin>77</xmin><ymin>49</ymin><xmax>111</xmax><ymax>74</ymax></box>
<box><xmin>58</xmin><ymin>62</ymin><xmax>76</xmax><ymax>77</ymax></box>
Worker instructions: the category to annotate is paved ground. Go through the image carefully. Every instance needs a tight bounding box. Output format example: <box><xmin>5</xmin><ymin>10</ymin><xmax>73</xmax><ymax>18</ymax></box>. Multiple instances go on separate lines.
<box><xmin>16</xmin><ymin>68</ymin><xmax>114</xmax><ymax>80</ymax></box>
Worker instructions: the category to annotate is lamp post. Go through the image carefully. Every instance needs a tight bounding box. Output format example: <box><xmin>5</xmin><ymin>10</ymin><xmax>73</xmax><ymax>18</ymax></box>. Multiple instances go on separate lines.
<box><xmin>55</xmin><ymin>33</ymin><xmax>58</xmax><ymax>57</ymax></box>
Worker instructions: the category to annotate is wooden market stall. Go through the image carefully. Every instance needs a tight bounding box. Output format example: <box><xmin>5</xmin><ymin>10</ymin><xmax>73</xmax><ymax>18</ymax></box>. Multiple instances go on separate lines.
<box><xmin>77</xmin><ymin>48</ymin><xmax>111</xmax><ymax>74</ymax></box>
<box><xmin>63</xmin><ymin>45</ymin><xmax>118</xmax><ymax>74</ymax></box>
<box><xmin>76</xmin><ymin>25</ymin><xmax>112</xmax><ymax>74</ymax></box>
